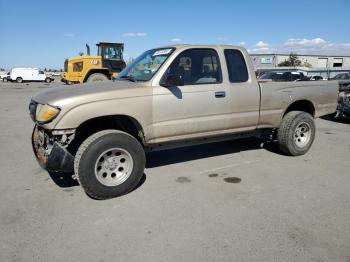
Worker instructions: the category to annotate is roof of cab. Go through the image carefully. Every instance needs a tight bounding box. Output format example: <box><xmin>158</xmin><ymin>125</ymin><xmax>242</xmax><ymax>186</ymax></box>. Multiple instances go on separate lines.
<box><xmin>154</xmin><ymin>44</ymin><xmax>245</xmax><ymax>50</ymax></box>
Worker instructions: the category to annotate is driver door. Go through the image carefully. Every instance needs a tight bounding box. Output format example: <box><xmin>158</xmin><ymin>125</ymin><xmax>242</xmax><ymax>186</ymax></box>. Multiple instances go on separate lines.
<box><xmin>151</xmin><ymin>48</ymin><xmax>230</xmax><ymax>142</ymax></box>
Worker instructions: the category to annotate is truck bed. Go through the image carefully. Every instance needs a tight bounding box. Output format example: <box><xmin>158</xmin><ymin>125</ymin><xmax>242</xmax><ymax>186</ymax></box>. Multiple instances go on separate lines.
<box><xmin>257</xmin><ymin>80</ymin><xmax>339</xmax><ymax>128</ymax></box>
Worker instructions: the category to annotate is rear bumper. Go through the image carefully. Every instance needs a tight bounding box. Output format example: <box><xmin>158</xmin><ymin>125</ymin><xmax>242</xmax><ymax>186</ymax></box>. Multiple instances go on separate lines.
<box><xmin>32</xmin><ymin>126</ymin><xmax>74</xmax><ymax>173</ymax></box>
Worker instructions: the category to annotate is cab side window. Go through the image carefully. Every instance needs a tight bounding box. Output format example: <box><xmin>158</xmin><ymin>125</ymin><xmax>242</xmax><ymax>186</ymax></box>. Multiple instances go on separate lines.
<box><xmin>165</xmin><ymin>49</ymin><xmax>222</xmax><ymax>85</ymax></box>
<box><xmin>103</xmin><ymin>46</ymin><xmax>121</xmax><ymax>60</ymax></box>
<box><xmin>73</xmin><ymin>62</ymin><xmax>83</xmax><ymax>72</ymax></box>
<box><xmin>224</xmin><ymin>49</ymin><xmax>248</xmax><ymax>83</ymax></box>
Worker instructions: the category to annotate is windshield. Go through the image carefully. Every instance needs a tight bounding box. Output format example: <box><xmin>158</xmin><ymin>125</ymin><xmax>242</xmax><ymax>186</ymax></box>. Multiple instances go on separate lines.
<box><xmin>101</xmin><ymin>46</ymin><xmax>123</xmax><ymax>60</ymax></box>
<box><xmin>118</xmin><ymin>47</ymin><xmax>175</xmax><ymax>81</ymax></box>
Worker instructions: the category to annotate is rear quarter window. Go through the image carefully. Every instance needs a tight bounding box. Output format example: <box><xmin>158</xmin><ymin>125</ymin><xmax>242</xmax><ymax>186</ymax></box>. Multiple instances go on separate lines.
<box><xmin>224</xmin><ymin>49</ymin><xmax>249</xmax><ymax>83</ymax></box>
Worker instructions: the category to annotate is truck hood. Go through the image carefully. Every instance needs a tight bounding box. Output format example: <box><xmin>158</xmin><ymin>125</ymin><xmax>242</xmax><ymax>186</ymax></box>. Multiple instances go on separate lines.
<box><xmin>32</xmin><ymin>80</ymin><xmax>151</xmax><ymax>108</ymax></box>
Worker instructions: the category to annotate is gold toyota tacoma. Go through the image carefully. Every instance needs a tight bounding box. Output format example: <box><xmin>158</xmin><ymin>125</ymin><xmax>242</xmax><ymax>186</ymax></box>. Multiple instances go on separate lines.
<box><xmin>29</xmin><ymin>44</ymin><xmax>339</xmax><ymax>199</ymax></box>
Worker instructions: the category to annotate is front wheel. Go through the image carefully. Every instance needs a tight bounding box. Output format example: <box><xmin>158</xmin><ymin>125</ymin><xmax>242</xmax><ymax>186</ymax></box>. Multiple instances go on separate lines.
<box><xmin>45</xmin><ymin>77</ymin><xmax>51</xmax><ymax>83</ymax></box>
<box><xmin>74</xmin><ymin>130</ymin><xmax>145</xmax><ymax>199</ymax></box>
<box><xmin>277</xmin><ymin>111</ymin><xmax>315</xmax><ymax>156</ymax></box>
<box><xmin>86</xmin><ymin>73</ymin><xmax>109</xmax><ymax>82</ymax></box>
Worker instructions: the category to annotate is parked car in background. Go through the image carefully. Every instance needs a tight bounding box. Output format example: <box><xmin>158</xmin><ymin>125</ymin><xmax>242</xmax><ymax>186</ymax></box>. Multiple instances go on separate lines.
<box><xmin>330</xmin><ymin>72</ymin><xmax>350</xmax><ymax>91</ymax></box>
<box><xmin>0</xmin><ymin>72</ymin><xmax>10</xmax><ymax>81</ymax></box>
<box><xmin>259</xmin><ymin>71</ymin><xmax>306</xmax><ymax>82</ymax></box>
<box><xmin>330</xmin><ymin>73</ymin><xmax>350</xmax><ymax>80</ymax></box>
<box><xmin>9</xmin><ymin>68</ymin><xmax>54</xmax><ymax>83</ymax></box>
<box><xmin>308</xmin><ymin>75</ymin><xmax>325</xmax><ymax>81</ymax></box>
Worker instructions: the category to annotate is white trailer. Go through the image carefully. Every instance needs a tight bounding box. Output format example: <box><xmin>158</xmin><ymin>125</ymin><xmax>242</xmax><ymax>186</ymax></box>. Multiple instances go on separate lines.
<box><xmin>9</xmin><ymin>68</ymin><xmax>53</xmax><ymax>83</ymax></box>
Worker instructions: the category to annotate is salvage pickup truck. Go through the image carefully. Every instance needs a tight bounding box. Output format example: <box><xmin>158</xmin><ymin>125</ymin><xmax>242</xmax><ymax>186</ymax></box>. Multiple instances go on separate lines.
<box><xmin>29</xmin><ymin>44</ymin><xmax>338</xmax><ymax>199</ymax></box>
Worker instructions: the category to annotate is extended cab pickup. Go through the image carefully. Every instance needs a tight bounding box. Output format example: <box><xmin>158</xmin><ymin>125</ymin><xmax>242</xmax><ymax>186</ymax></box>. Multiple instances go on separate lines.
<box><xmin>29</xmin><ymin>44</ymin><xmax>338</xmax><ymax>199</ymax></box>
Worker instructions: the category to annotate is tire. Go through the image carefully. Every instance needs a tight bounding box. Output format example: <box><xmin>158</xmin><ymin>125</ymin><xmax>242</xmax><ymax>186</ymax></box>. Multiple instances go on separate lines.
<box><xmin>86</xmin><ymin>73</ymin><xmax>109</xmax><ymax>83</ymax></box>
<box><xmin>277</xmin><ymin>111</ymin><xmax>315</xmax><ymax>156</ymax></box>
<box><xmin>74</xmin><ymin>130</ymin><xmax>145</xmax><ymax>199</ymax></box>
<box><xmin>45</xmin><ymin>77</ymin><xmax>51</xmax><ymax>83</ymax></box>
<box><xmin>16</xmin><ymin>77</ymin><xmax>23</xmax><ymax>83</ymax></box>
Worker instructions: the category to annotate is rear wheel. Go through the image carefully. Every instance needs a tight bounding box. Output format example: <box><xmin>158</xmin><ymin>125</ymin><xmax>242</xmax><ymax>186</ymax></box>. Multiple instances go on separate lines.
<box><xmin>74</xmin><ymin>130</ymin><xmax>145</xmax><ymax>199</ymax></box>
<box><xmin>16</xmin><ymin>77</ymin><xmax>23</xmax><ymax>83</ymax></box>
<box><xmin>86</xmin><ymin>73</ymin><xmax>109</xmax><ymax>83</ymax></box>
<box><xmin>277</xmin><ymin>111</ymin><xmax>315</xmax><ymax>156</ymax></box>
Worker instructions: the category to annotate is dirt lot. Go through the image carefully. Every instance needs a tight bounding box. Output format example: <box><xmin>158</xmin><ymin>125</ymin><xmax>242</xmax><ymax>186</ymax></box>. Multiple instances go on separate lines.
<box><xmin>0</xmin><ymin>80</ymin><xmax>350</xmax><ymax>262</ymax></box>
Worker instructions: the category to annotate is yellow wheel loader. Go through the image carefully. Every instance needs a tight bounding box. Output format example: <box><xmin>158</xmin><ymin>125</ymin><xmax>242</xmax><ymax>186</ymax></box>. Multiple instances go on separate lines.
<box><xmin>62</xmin><ymin>42</ymin><xmax>126</xmax><ymax>84</ymax></box>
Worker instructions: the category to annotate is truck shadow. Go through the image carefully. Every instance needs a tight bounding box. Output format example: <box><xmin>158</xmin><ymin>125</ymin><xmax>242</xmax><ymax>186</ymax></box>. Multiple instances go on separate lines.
<box><xmin>47</xmin><ymin>171</ymin><xmax>147</xmax><ymax>193</ymax></box>
<box><xmin>46</xmin><ymin>138</ymin><xmax>279</xmax><ymax>189</ymax></box>
<box><xmin>320</xmin><ymin>114</ymin><xmax>350</xmax><ymax>124</ymax></box>
<box><xmin>48</xmin><ymin>171</ymin><xmax>79</xmax><ymax>188</ymax></box>
<box><xmin>146</xmin><ymin>137</ymin><xmax>279</xmax><ymax>168</ymax></box>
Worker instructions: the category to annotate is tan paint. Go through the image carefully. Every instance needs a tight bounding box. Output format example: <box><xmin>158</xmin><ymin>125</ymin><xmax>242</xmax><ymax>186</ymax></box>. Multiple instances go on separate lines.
<box><xmin>32</xmin><ymin>44</ymin><xmax>339</xmax><ymax>145</ymax></box>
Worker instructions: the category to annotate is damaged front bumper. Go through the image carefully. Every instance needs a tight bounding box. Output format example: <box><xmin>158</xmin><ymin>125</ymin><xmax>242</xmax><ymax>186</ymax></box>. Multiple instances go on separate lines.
<box><xmin>32</xmin><ymin>125</ymin><xmax>75</xmax><ymax>173</ymax></box>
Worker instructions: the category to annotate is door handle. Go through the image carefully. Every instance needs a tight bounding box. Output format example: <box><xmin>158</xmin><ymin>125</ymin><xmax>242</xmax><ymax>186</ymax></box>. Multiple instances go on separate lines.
<box><xmin>215</xmin><ymin>91</ymin><xmax>226</xmax><ymax>98</ymax></box>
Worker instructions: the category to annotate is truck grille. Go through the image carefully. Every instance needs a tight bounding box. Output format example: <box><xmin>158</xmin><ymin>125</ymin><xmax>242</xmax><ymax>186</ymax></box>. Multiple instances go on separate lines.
<box><xmin>29</xmin><ymin>100</ymin><xmax>38</xmax><ymax>121</ymax></box>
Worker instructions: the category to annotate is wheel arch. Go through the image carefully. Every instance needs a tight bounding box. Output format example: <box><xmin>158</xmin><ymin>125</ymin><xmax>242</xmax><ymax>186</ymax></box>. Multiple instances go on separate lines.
<box><xmin>283</xmin><ymin>99</ymin><xmax>315</xmax><ymax>117</ymax></box>
<box><xmin>67</xmin><ymin>114</ymin><xmax>146</xmax><ymax>156</ymax></box>
<box><xmin>83</xmin><ymin>68</ymin><xmax>111</xmax><ymax>82</ymax></box>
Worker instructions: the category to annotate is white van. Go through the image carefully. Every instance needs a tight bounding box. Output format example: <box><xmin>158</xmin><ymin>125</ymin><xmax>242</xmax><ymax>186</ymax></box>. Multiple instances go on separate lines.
<box><xmin>9</xmin><ymin>68</ymin><xmax>53</xmax><ymax>83</ymax></box>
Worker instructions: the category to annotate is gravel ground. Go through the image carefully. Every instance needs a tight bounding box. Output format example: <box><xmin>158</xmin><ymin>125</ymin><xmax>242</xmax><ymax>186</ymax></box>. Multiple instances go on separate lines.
<box><xmin>0</xmin><ymin>81</ymin><xmax>349</xmax><ymax>262</ymax></box>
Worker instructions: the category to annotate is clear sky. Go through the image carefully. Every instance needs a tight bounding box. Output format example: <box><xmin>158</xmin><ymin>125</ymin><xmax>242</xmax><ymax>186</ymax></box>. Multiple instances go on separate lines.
<box><xmin>0</xmin><ymin>0</ymin><xmax>349</xmax><ymax>69</ymax></box>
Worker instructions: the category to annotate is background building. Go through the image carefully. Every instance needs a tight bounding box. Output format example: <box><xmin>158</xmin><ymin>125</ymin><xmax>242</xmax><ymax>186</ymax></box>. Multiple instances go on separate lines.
<box><xmin>250</xmin><ymin>53</ymin><xmax>350</xmax><ymax>78</ymax></box>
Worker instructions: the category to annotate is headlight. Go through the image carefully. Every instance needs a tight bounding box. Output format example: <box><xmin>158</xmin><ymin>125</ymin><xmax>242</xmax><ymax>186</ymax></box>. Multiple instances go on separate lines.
<box><xmin>36</xmin><ymin>104</ymin><xmax>60</xmax><ymax>123</ymax></box>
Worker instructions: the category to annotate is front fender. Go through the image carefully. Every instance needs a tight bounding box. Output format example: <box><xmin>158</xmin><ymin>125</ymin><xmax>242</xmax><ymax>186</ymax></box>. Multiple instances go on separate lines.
<box><xmin>52</xmin><ymin>97</ymin><xmax>152</xmax><ymax>136</ymax></box>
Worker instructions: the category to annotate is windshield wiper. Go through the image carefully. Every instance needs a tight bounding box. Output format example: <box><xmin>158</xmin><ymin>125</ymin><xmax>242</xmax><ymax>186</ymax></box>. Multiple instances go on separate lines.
<box><xmin>119</xmin><ymin>75</ymin><xmax>137</xmax><ymax>82</ymax></box>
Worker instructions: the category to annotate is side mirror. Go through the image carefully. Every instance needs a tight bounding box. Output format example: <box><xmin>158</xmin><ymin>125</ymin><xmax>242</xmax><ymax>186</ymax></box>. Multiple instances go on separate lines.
<box><xmin>161</xmin><ymin>73</ymin><xmax>184</xmax><ymax>87</ymax></box>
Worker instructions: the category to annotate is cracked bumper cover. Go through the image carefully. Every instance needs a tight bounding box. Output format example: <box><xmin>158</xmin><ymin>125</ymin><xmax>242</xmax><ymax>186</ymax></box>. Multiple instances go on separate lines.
<box><xmin>32</xmin><ymin>126</ymin><xmax>74</xmax><ymax>173</ymax></box>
